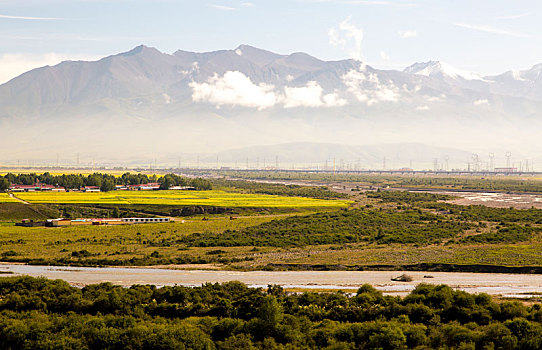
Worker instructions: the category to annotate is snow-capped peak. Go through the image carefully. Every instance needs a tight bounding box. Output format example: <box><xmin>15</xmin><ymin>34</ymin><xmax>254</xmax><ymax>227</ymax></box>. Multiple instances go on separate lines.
<box><xmin>404</xmin><ymin>61</ymin><xmax>485</xmax><ymax>81</ymax></box>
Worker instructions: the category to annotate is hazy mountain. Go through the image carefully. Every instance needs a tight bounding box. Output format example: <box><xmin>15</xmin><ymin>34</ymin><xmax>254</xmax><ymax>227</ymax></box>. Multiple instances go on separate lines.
<box><xmin>0</xmin><ymin>45</ymin><xmax>541</xmax><ymax>166</ymax></box>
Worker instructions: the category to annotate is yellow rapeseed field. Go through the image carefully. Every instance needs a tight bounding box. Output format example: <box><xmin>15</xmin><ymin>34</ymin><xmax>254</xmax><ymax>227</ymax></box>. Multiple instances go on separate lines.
<box><xmin>0</xmin><ymin>193</ymin><xmax>17</xmax><ymax>203</ymax></box>
<box><xmin>16</xmin><ymin>190</ymin><xmax>351</xmax><ymax>208</ymax></box>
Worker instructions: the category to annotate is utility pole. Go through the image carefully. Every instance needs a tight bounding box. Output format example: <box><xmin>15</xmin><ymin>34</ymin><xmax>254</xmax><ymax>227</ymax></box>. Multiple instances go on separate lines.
<box><xmin>489</xmin><ymin>152</ymin><xmax>494</xmax><ymax>172</ymax></box>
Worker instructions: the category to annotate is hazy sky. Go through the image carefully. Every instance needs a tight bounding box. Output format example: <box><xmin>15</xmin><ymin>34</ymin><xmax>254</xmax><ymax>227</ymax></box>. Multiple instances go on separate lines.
<box><xmin>1</xmin><ymin>0</ymin><xmax>541</xmax><ymax>83</ymax></box>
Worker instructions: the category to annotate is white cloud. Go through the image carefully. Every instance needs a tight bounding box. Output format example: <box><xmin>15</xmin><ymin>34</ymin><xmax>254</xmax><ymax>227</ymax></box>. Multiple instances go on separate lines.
<box><xmin>322</xmin><ymin>92</ymin><xmax>347</xmax><ymax>107</ymax></box>
<box><xmin>398</xmin><ymin>30</ymin><xmax>417</xmax><ymax>38</ymax></box>
<box><xmin>241</xmin><ymin>2</ymin><xmax>255</xmax><ymax>7</ymax></box>
<box><xmin>380</xmin><ymin>51</ymin><xmax>390</xmax><ymax>60</ymax></box>
<box><xmin>190</xmin><ymin>71</ymin><xmax>277</xmax><ymax>110</ymax></box>
<box><xmin>207</xmin><ymin>4</ymin><xmax>237</xmax><ymax>11</ymax></box>
<box><xmin>328</xmin><ymin>17</ymin><xmax>364</xmax><ymax>61</ymax></box>
<box><xmin>0</xmin><ymin>53</ymin><xmax>100</xmax><ymax>84</ymax></box>
<box><xmin>328</xmin><ymin>28</ymin><xmax>346</xmax><ymax>47</ymax></box>
<box><xmin>453</xmin><ymin>22</ymin><xmax>529</xmax><ymax>38</ymax></box>
<box><xmin>342</xmin><ymin>65</ymin><xmax>400</xmax><ymax>105</ymax></box>
<box><xmin>342</xmin><ymin>0</ymin><xmax>416</xmax><ymax>7</ymax></box>
<box><xmin>283</xmin><ymin>81</ymin><xmax>324</xmax><ymax>108</ymax></box>
<box><xmin>427</xmin><ymin>94</ymin><xmax>446</xmax><ymax>102</ymax></box>
<box><xmin>416</xmin><ymin>105</ymin><xmax>430</xmax><ymax>111</ymax></box>
<box><xmin>473</xmin><ymin>99</ymin><xmax>490</xmax><ymax>106</ymax></box>
<box><xmin>0</xmin><ymin>14</ymin><xmax>65</xmax><ymax>20</ymax></box>
<box><xmin>190</xmin><ymin>72</ymin><xmax>347</xmax><ymax>109</ymax></box>
<box><xmin>283</xmin><ymin>81</ymin><xmax>346</xmax><ymax>108</ymax></box>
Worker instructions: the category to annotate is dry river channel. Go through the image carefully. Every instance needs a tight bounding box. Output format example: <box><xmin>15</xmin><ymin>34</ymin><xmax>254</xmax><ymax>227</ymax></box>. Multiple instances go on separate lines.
<box><xmin>1</xmin><ymin>263</ymin><xmax>542</xmax><ymax>299</ymax></box>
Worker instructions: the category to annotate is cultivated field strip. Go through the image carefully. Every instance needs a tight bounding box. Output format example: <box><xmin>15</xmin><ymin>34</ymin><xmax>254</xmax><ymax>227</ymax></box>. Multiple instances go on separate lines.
<box><xmin>16</xmin><ymin>190</ymin><xmax>351</xmax><ymax>208</ymax></box>
<box><xmin>0</xmin><ymin>193</ymin><xmax>18</xmax><ymax>203</ymax></box>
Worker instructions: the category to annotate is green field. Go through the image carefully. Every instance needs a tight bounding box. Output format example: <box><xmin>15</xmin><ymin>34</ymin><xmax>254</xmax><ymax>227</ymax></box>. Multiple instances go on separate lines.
<box><xmin>0</xmin><ymin>193</ymin><xmax>17</xmax><ymax>203</ymax></box>
<box><xmin>15</xmin><ymin>190</ymin><xmax>351</xmax><ymax>208</ymax></box>
<box><xmin>0</xmin><ymin>216</ymin><xmax>281</xmax><ymax>265</ymax></box>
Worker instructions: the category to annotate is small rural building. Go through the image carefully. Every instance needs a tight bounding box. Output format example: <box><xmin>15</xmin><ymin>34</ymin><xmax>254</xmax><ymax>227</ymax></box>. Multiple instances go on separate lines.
<box><xmin>46</xmin><ymin>217</ymin><xmax>172</xmax><ymax>227</ymax></box>
<box><xmin>82</xmin><ymin>186</ymin><xmax>101</xmax><ymax>192</ymax></box>
<box><xmin>15</xmin><ymin>219</ymin><xmax>46</xmax><ymax>227</ymax></box>
<box><xmin>494</xmin><ymin>167</ymin><xmax>518</xmax><ymax>173</ymax></box>
<box><xmin>169</xmin><ymin>186</ymin><xmax>197</xmax><ymax>190</ymax></box>
<box><xmin>122</xmin><ymin>217</ymin><xmax>171</xmax><ymax>223</ymax></box>
<box><xmin>126</xmin><ymin>183</ymin><xmax>160</xmax><ymax>191</ymax></box>
<box><xmin>10</xmin><ymin>185</ymin><xmax>39</xmax><ymax>192</ymax></box>
<box><xmin>10</xmin><ymin>184</ymin><xmax>65</xmax><ymax>192</ymax></box>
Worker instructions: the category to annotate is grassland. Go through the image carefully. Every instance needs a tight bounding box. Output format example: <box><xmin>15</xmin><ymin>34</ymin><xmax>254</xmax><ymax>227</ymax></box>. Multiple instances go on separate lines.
<box><xmin>230</xmin><ymin>242</ymin><xmax>542</xmax><ymax>270</ymax></box>
<box><xmin>0</xmin><ymin>216</ymin><xmax>283</xmax><ymax>266</ymax></box>
<box><xmin>2</xmin><ymin>215</ymin><xmax>541</xmax><ymax>269</ymax></box>
<box><xmin>15</xmin><ymin>190</ymin><xmax>351</xmax><ymax>208</ymax></box>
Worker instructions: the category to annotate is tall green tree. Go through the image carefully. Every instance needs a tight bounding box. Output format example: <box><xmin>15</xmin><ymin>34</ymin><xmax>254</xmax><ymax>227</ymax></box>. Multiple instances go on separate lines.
<box><xmin>100</xmin><ymin>179</ymin><xmax>115</xmax><ymax>192</ymax></box>
<box><xmin>0</xmin><ymin>178</ymin><xmax>9</xmax><ymax>192</ymax></box>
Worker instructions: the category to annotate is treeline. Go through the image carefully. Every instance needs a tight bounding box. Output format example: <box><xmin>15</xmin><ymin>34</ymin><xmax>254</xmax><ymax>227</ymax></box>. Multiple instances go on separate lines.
<box><xmin>1</xmin><ymin>276</ymin><xmax>542</xmax><ymax>349</ymax></box>
<box><xmin>0</xmin><ymin>173</ymin><xmax>212</xmax><ymax>191</ymax></box>
<box><xmin>213</xmin><ymin>179</ymin><xmax>348</xmax><ymax>199</ymax></box>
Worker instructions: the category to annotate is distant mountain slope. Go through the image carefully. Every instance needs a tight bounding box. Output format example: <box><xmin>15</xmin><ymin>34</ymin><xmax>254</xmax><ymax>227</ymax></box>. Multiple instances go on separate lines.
<box><xmin>1</xmin><ymin>44</ymin><xmax>542</xmax><ymax>164</ymax></box>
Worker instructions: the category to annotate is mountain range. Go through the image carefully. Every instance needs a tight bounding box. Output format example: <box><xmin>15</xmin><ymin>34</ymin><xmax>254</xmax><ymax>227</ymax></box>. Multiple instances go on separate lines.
<box><xmin>0</xmin><ymin>44</ymin><xmax>540</xmax><ymax>167</ymax></box>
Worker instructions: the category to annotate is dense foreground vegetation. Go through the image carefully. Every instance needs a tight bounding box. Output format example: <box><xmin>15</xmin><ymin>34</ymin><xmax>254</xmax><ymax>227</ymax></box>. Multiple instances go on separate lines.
<box><xmin>1</xmin><ymin>276</ymin><xmax>542</xmax><ymax>349</ymax></box>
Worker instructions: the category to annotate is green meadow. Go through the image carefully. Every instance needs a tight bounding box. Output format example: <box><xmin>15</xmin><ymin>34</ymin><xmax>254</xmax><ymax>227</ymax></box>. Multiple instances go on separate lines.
<box><xmin>0</xmin><ymin>216</ymin><xmax>279</xmax><ymax>265</ymax></box>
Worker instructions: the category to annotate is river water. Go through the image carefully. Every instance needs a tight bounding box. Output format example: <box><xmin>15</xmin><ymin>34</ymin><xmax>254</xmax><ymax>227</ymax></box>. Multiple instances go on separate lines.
<box><xmin>1</xmin><ymin>263</ymin><xmax>542</xmax><ymax>298</ymax></box>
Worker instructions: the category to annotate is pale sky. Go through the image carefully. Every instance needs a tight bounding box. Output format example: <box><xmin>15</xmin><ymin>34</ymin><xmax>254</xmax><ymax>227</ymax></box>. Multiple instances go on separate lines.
<box><xmin>1</xmin><ymin>0</ymin><xmax>541</xmax><ymax>83</ymax></box>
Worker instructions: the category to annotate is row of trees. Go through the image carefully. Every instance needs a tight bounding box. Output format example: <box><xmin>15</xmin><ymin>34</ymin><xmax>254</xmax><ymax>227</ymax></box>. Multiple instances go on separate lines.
<box><xmin>1</xmin><ymin>276</ymin><xmax>542</xmax><ymax>349</ymax></box>
<box><xmin>0</xmin><ymin>172</ymin><xmax>212</xmax><ymax>192</ymax></box>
